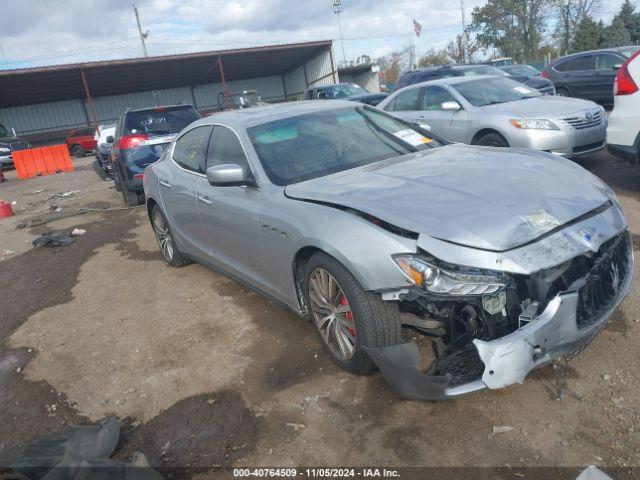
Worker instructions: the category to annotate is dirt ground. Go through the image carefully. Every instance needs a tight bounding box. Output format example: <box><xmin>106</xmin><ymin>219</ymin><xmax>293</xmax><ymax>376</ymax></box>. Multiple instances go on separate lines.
<box><xmin>1</xmin><ymin>153</ymin><xmax>640</xmax><ymax>478</ymax></box>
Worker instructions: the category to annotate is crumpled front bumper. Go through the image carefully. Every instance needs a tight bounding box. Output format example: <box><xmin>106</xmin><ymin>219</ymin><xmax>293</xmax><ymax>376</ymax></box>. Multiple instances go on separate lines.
<box><xmin>365</xmin><ymin>234</ymin><xmax>634</xmax><ymax>401</ymax></box>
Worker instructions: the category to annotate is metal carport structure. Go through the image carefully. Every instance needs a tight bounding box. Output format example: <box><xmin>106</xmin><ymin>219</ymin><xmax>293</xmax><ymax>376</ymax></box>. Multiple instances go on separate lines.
<box><xmin>0</xmin><ymin>40</ymin><xmax>337</xmax><ymax>144</ymax></box>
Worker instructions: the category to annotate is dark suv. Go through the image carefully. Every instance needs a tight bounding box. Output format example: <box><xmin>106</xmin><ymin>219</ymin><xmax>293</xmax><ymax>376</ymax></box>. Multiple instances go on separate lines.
<box><xmin>543</xmin><ymin>46</ymin><xmax>640</xmax><ymax>104</ymax></box>
<box><xmin>393</xmin><ymin>64</ymin><xmax>555</xmax><ymax>94</ymax></box>
<box><xmin>109</xmin><ymin>105</ymin><xmax>200</xmax><ymax>206</ymax></box>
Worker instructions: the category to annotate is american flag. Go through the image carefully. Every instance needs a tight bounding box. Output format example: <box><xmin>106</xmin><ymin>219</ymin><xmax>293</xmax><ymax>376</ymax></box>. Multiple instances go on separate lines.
<box><xmin>413</xmin><ymin>19</ymin><xmax>423</xmax><ymax>37</ymax></box>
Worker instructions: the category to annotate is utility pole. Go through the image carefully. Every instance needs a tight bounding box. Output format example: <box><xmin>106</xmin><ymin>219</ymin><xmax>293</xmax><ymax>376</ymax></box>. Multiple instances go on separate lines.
<box><xmin>461</xmin><ymin>0</ymin><xmax>468</xmax><ymax>64</ymax></box>
<box><xmin>333</xmin><ymin>0</ymin><xmax>346</xmax><ymax>66</ymax></box>
<box><xmin>133</xmin><ymin>4</ymin><xmax>148</xmax><ymax>58</ymax></box>
<box><xmin>564</xmin><ymin>0</ymin><xmax>571</xmax><ymax>56</ymax></box>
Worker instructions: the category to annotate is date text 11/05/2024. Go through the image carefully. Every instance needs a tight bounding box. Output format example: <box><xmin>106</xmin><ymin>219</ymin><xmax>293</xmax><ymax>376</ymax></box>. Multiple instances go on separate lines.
<box><xmin>232</xmin><ymin>468</ymin><xmax>400</xmax><ymax>478</ymax></box>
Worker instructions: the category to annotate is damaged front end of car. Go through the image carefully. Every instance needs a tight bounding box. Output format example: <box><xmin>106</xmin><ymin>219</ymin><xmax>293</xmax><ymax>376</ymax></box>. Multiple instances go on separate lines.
<box><xmin>366</xmin><ymin>212</ymin><xmax>634</xmax><ymax>401</ymax></box>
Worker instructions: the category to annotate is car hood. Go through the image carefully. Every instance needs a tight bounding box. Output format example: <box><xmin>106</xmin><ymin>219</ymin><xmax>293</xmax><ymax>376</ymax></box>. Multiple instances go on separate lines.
<box><xmin>345</xmin><ymin>93</ymin><xmax>388</xmax><ymax>104</ymax></box>
<box><xmin>284</xmin><ymin>144</ymin><xmax>612</xmax><ymax>252</ymax></box>
<box><xmin>479</xmin><ymin>95</ymin><xmax>598</xmax><ymax>118</ymax></box>
<box><xmin>521</xmin><ymin>77</ymin><xmax>553</xmax><ymax>89</ymax></box>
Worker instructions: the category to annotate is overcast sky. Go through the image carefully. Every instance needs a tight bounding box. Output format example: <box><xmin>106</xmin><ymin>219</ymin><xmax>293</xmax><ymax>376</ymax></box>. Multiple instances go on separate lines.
<box><xmin>0</xmin><ymin>0</ymin><xmax>627</xmax><ymax>70</ymax></box>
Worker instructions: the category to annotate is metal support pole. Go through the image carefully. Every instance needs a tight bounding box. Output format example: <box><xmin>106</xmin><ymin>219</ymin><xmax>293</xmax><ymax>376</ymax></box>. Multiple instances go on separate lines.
<box><xmin>329</xmin><ymin>47</ymin><xmax>338</xmax><ymax>83</ymax></box>
<box><xmin>80</xmin><ymin>70</ymin><xmax>99</xmax><ymax>131</ymax></box>
<box><xmin>217</xmin><ymin>57</ymin><xmax>232</xmax><ymax>110</ymax></box>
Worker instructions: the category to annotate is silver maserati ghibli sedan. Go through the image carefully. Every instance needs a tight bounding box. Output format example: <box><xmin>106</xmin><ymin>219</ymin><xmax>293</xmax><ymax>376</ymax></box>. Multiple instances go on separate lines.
<box><xmin>144</xmin><ymin>101</ymin><xmax>632</xmax><ymax>400</ymax></box>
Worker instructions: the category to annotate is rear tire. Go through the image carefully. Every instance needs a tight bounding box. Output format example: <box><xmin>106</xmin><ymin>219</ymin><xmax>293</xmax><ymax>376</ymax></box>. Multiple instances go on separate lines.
<box><xmin>122</xmin><ymin>184</ymin><xmax>143</xmax><ymax>207</ymax></box>
<box><xmin>91</xmin><ymin>158</ymin><xmax>109</xmax><ymax>180</ymax></box>
<box><xmin>113</xmin><ymin>164</ymin><xmax>123</xmax><ymax>191</ymax></box>
<box><xmin>151</xmin><ymin>205</ymin><xmax>191</xmax><ymax>267</ymax></box>
<box><xmin>71</xmin><ymin>144</ymin><xmax>85</xmax><ymax>158</ymax></box>
<box><xmin>555</xmin><ymin>87</ymin><xmax>570</xmax><ymax>97</ymax></box>
<box><xmin>304</xmin><ymin>252</ymin><xmax>401</xmax><ymax>374</ymax></box>
<box><xmin>475</xmin><ymin>132</ymin><xmax>509</xmax><ymax>148</ymax></box>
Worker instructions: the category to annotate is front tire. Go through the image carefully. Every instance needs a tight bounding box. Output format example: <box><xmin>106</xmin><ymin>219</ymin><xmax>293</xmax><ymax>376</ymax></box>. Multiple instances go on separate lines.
<box><xmin>151</xmin><ymin>205</ymin><xmax>191</xmax><ymax>267</ymax></box>
<box><xmin>304</xmin><ymin>252</ymin><xmax>401</xmax><ymax>373</ymax></box>
<box><xmin>71</xmin><ymin>144</ymin><xmax>85</xmax><ymax>158</ymax></box>
<box><xmin>555</xmin><ymin>87</ymin><xmax>570</xmax><ymax>97</ymax></box>
<box><xmin>475</xmin><ymin>132</ymin><xmax>509</xmax><ymax>148</ymax></box>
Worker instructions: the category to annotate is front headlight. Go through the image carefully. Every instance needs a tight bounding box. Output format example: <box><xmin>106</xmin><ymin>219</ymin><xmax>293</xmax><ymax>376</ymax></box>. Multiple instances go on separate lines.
<box><xmin>0</xmin><ymin>146</ymin><xmax>10</xmax><ymax>154</ymax></box>
<box><xmin>509</xmin><ymin>119</ymin><xmax>559</xmax><ymax>130</ymax></box>
<box><xmin>393</xmin><ymin>256</ymin><xmax>506</xmax><ymax>295</ymax></box>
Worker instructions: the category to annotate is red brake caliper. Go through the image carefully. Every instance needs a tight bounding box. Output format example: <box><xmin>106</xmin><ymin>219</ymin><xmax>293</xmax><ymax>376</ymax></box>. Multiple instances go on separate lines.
<box><xmin>340</xmin><ymin>295</ymin><xmax>356</xmax><ymax>337</ymax></box>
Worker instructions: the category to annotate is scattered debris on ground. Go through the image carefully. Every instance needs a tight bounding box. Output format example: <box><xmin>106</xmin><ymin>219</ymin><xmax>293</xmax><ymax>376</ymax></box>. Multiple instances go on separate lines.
<box><xmin>32</xmin><ymin>231</ymin><xmax>76</xmax><ymax>248</ymax></box>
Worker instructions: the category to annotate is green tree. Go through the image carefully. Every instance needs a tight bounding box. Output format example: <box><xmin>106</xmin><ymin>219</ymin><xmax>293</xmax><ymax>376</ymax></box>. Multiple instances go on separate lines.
<box><xmin>614</xmin><ymin>0</ymin><xmax>640</xmax><ymax>43</ymax></box>
<box><xmin>601</xmin><ymin>16</ymin><xmax>632</xmax><ymax>48</ymax></box>
<box><xmin>553</xmin><ymin>0</ymin><xmax>601</xmax><ymax>54</ymax></box>
<box><xmin>418</xmin><ymin>48</ymin><xmax>450</xmax><ymax>68</ymax></box>
<box><xmin>470</xmin><ymin>0</ymin><xmax>550</xmax><ymax>63</ymax></box>
<box><xmin>571</xmin><ymin>15</ymin><xmax>601</xmax><ymax>52</ymax></box>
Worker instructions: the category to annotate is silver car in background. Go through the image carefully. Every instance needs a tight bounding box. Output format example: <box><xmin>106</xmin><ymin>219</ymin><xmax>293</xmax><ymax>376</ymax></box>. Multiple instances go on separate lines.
<box><xmin>377</xmin><ymin>75</ymin><xmax>606</xmax><ymax>157</ymax></box>
<box><xmin>144</xmin><ymin>101</ymin><xmax>632</xmax><ymax>401</ymax></box>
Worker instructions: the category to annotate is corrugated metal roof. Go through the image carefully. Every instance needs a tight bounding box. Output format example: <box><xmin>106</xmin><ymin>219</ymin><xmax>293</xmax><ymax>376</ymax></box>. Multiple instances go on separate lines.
<box><xmin>0</xmin><ymin>40</ymin><xmax>333</xmax><ymax>108</ymax></box>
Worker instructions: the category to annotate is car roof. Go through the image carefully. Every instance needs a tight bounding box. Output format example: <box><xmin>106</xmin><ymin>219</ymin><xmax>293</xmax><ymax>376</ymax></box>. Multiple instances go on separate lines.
<box><xmin>190</xmin><ymin>100</ymin><xmax>360</xmax><ymax>128</ymax></box>
<box><xmin>551</xmin><ymin>45</ymin><xmax>640</xmax><ymax>63</ymax></box>
<box><xmin>124</xmin><ymin>104</ymin><xmax>195</xmax><ymax>114</ymax></box>
<box><xmin>398</xmin><ymin>74</ymin><xmax>500</xmax><ymax>89</ymax></box>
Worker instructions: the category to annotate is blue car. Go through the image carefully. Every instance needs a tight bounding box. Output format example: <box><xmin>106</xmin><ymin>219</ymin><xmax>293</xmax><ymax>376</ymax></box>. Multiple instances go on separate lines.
<box><xmin>108</xmin><ymin>105</ymin><xmax>200</xmax><ymax>206</ymax></box>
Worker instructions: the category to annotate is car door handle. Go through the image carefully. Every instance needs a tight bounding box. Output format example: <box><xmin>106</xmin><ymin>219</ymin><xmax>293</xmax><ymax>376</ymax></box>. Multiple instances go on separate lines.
<box><xmin>159</xmin><ymin>179</ymin><xmax>171</xmax><ymax>188</ymax></box>
<box><xmin>197</xmin><ymin>195</ymin><xmax>212</xmax><ymax>205</ymax></box>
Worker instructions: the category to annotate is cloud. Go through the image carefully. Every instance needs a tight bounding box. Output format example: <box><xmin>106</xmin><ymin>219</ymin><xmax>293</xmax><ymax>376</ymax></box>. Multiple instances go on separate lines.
<box><xmin>0</xmin><ymin>0</ymin><xmax>626</xmax><ymax>70</ymax></box>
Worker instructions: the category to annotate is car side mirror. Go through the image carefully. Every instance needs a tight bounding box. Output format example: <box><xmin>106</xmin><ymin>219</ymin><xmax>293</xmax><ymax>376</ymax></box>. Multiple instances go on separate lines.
<box><xmin>106</xmin><ymin>135</ymin><xmax>114</xmax><ymax>144</ymax></box>
<box><xmin>441</xmin><ymin>101</ymin><xmax>461</xmax><ymax>111</ymax></box>
<box><xmin>207</xmin><ymin>164</ymin><xmax>249</xmax><ymax>186</ymax></box>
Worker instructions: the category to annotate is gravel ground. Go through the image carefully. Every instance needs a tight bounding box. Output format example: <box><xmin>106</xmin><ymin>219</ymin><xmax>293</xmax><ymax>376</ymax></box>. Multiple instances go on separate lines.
<box><xmin>0</xmin><ymin>152</ymin><xmax>639</xmax><ymax>479</ymax></box>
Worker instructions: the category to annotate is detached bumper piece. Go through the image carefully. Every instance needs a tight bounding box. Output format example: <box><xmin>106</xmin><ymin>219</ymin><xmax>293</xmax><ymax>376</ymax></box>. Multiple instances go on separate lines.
<box><xmin>366</xmin><ymin>232</ymin><xmax>633</xmax><ymax>401</ymax></box>
<box><xmin>363</xmin><ymin>344</ymin><xmax>486</xmax><ymax>400</ymax></box>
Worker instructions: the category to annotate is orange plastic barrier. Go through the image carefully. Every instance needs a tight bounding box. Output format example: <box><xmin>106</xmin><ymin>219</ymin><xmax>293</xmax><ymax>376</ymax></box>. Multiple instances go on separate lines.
<box><xmin>12</xmin><ymin>144</ymin><xmax>74</xmax><ymax>179</ymax></box>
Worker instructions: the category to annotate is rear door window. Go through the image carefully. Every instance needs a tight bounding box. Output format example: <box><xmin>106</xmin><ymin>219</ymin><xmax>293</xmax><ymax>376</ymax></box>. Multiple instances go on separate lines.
<box><xmin>172</xmin><ymin>126</ymin><xmax>212</xmax><ymax>173</ymax></box>
<box><xmin>386</xmin><ymin>88</ymin><xmax>420</xmax><ymax>111</ymax></box>
<box><xmin>125</xmin><ymin>107</ymin><xmax>201</xmax><ymax>136</ymax></box>
<box><xmin>555</xmin><ymin>55</ymin><xmax>594</xmax><ymax>72</ymax></box>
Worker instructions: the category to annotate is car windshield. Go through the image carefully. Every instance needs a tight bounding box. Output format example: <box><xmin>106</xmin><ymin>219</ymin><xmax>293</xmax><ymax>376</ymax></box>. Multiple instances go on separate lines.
<box><xmin>124</xmin><ymin>106</ymin><xmax>200</xmax><ymax>135</ymax></box>
<box><xmin>0</xmin><ymin>124</ymin><xmax>8</xmax><ymax>137</ymax></box>
<box><xmin>452</xmin><ymin>77</ymin><xmax>540</xmax><ymax>106</ymax></box>
<box><xmin>501</xmin><ymin>65</ymin><xmax>541</xmax><ymax>76</ymax></box>
<box><xmin>619</xmin><ymin>46</ymin><xmax>640</xmax><ymax>58</ymax></box>
<box><xmin>248</xmin><ymin>106</ymin><xmax>443</xmax><ymax>186</ymax></box>
<box><xmin>325</xmin><ymin>83</ymin><xmax>369</xmax><ymax>99</ymax></box>
<box><xmin>458</xmin><ymin>66</ymin><xmax>509</xmax><ymax>77</ymax></box>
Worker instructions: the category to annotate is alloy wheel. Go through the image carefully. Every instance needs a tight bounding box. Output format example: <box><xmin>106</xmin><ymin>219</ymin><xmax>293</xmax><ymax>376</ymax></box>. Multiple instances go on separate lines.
<box><xmin>308</xmin><ymin>268</ymin><xmax>357</xmax><ymax>360</ymax></box>
<box><xmin>152</xmin><ymin>210</ymin><xmax>174</xmax><ymax>262</ymax></box>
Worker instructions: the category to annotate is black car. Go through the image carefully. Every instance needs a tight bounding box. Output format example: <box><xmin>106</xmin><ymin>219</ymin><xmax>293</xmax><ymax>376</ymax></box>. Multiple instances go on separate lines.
<box><xmin>393</xmin><ymin>64</ymin><xmax>555</xmax><ymax>95</ymax></box>
<box><xmin>109</xmin><ymin>105</ymin><xmax>201</xmax><ymax>206</ymax></box>
<box><xmin>304</xmin><ymin>82</ymin><xmax>388</xmax><ymax>106</ymax></box>
<box><xmin>543</xmin><ymin>46</ymin><xmax>640</xmax><ymax>104</ymax></box>
<box><xmin>0</xmin><ymin>121</ymin><xmax>29</xmax><ymax>171</ymax></box>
